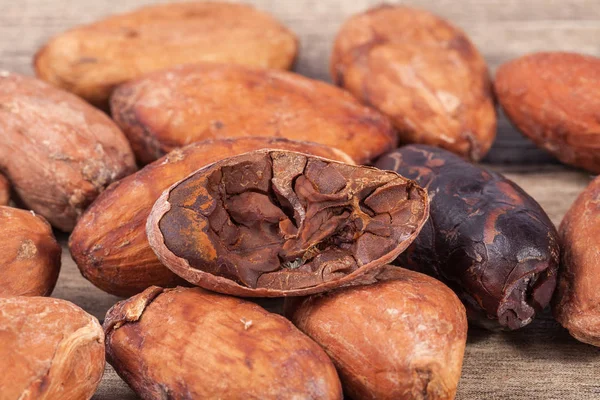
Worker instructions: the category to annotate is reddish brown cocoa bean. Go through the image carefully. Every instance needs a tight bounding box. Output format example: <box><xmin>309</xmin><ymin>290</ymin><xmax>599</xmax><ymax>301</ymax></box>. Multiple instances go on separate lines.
<box><xmin>35</xmin><ymin>2</ymin><xmax>298</xmax><ymax>108</ymax></box>
<box><xmin>104</xmin><ymin>286</ymin><xmax>343</xmax><ymax>399</ymax></box>
<box><xmin>110</xmin><ymin>63</ymin><xmax>396</xmax><ymax>164</ymax></box>
<box><xmin>331</xmin><ymin>5</ymin><xmax>496</xmax><ymax>161</ymax></box>
<box><xmin>70</xmin><ymin>137</ymin><xmax>354</xmax><ymax>297</ymax></box>
<box><xmin>376</xmin><ymin>145</ymin><xmax>559</xmax><ymax>330</ymax></box>
<box><xmin>0</xmin><ymin>73</ymin><xmax>136</xmax><ymax>231</ymax></box>
<box><xmin>0</xmin><ymin>206</ymin><xmax>61</xmax><ymax>297</ymax></box>
<box><xmin>496</xmin><ymin>52</ymin><xmax>600</xmax><ymax>173</ymax></box>
<box><xmin>555</xmin><ymin>175</ymin><xmax>600</xmax><ymax>346</ymax></box>
<box><xmin>286</xmin><ymin>266</ymin><xmax>468</xmax><ymax>400</ymax></box>
<box><xmin>0</xmin><ymin>174</ymin><xmax>9</xmax><ymax>205</ymax></box>
<box><xmin>147</xmin><ymin>149</ymin><xmax>429</xmax><ymax>297</ymax></box>
<box><xmin>0</xmin><ymin>296</ymin><xmax>105</xmax><ymax>400</ymax></box>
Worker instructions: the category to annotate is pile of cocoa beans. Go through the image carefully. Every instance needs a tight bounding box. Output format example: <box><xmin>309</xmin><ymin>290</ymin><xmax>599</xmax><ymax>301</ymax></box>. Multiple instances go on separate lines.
<box><xmin>1</xmin><ymin>3</ymin><xmax>599</xmax><ymax>399</ymax></box>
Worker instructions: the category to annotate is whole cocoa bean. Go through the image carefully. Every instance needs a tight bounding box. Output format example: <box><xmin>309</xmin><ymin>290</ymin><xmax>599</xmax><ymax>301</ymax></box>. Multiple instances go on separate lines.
<box><xmin>331</xmin><ymin>5</ymin><xmax>496</xmax><ymax>161</ymax></box>
<box><xmin>147</xmin><ymin>149</ymin><xmax>429</xmax><ymax>297</ymax></box>
<box><xmin>0</xmin><ymin>206</ymin><xmax>61</xmax><ymax>297</ymax></box>
<box><xmin>375</xmin><ymin>145</ymin><xmax>559</xmax><ymax>330</ymax></box>
<box><xmin>35</xmin><ymin>2</ymin><xmax>298</xmax><ymax>108</ymax></box>
<box><xmin>104</xmin><ymin>286</ymin><xmax>343</xmax><ymax>399</ymax></box>
<box><xmin>110</xmin><ymin>63</ymin><xmax>396</xmax><ymax>164</ymax></box>
<box><xmin>70</xmin><ymin>137</ymin><xmax>354</xmax><ymax>297</ymax></box>
<box><xmin>496</xmin><ymin>52</ymin><xmax>600</xmax><ymax>173</ymax></box>
<box><xmin>0</xmin><ymin>174</ymin><xmax>9</xmax><ymax>205</ymax></box>
<box><xmin>286</xmin><ymin>266</ymin><xmax>467</xmax><ymax>400</ymax></box>
<box><xmin>554</xmin><ymin>175</ymin><xmax>600</xmax><ymax>346</ymax></box>
<box><xmin>0</xmin><ymin>73</ymin><xmax>136</xmax><ymax>231</ymax></box>
<box><xmin>0</xmin><ymin>296</ymin><xmax>105</xmax><ymax>400</ymax></box>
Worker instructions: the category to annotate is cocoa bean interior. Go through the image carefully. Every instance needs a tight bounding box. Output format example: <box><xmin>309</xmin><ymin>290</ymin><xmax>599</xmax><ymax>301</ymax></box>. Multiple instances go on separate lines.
<box><xmin>158</xmin><ymin>151</ymin><xmax>426</xmax><ymax>290</ymax></box>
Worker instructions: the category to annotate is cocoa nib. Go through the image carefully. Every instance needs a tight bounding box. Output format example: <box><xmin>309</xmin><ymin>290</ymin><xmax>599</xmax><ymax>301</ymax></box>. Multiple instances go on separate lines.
<box><xmin>375</xmin><ymin>145</ymin><xmax>559</xmax><ymax>330</ymax></box>
<box><xmin>147</xmin><ymin>150</ymin><xmax>429</xmax><ymax>297</ymax></box>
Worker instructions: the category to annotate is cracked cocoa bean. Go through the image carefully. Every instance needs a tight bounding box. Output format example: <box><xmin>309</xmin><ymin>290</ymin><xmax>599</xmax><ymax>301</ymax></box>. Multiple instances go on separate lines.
<box><xmin>0</xmin><ymin>174</ymin><xmax>9</xmax><ymax>205</ymax></box>
<box><xmin>104</xmin><ymin>286</ymin><xmax>343</xmax><ymax>399</ymax></box>
<box><xmin>331</xmin><ymin>5</ymin><xmax>496</xmax><ymax>161</ymax></box>
<box><xmin>286</xmin><ymin>266</ymin><xmax>467</xmax><ymax>400</ymax></box>
<box><xmin>375</xmin><ymin>145</ymin><xmax>559</xmax><ymax>330</ymax></box>
<box><xmin>35</xmin><ymin>2</ymin><xmax>297</xmax><ymax>108</ymax></box>
<box><xmin>0</xmin><ymin>296</ymin><xmax>105</xmax><ymax>400</ymax></box>
<box><xmin>554</xmin><ymin>175</ymin><xmax>600</xmax><ymax>346</ymax></box>
<box><xmin>0</xmin><ymin>73</ymin><xmax>136</xmax><ymax>231</ymax></box>
<box><xmin>110</xmin><ymin>63</ymin><xmax>396</xmax><ymax>164</ymax></box>
<box><xmin>0</xmin><ymin>206</ymin><xmax>61</xmax><ymax>297</ymax></box>
<box><xmin>147</xmin><ymin>149</ymin><xmax>429</xmax><ymax>297</ymax></box>
<box><xmin>70</xmin><ymin>137</ymin><xmax>355</xmax><ymax>297</ymax></box>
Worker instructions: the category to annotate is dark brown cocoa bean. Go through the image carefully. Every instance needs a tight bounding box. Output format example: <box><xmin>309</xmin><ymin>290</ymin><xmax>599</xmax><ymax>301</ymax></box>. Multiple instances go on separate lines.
<box><xmin>147</xmin><ymin>149</ymin><xmax>429</xmax><ymax>297</ymax></box>
<box><xmin>375</xmin><ymin>145</ymin><xmax>559</xmax><ymax>330</ymax></box>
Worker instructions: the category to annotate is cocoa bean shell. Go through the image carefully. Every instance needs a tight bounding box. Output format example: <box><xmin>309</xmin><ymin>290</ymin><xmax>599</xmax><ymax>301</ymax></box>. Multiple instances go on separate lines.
<box><xmin>286</xmin><ymin>266</ymin><xmax>467</xmax><ymax>400</ymax></box>
<box><xmin>147</xmin><ymin>149</ymin><xmax>429</xmax><ymax>297</ymax></box>
<box><xmin>0</xmin><ymin>73</ymin><xmax>136</xmax><ymax>231</ymax></box>
<box><xmin>554</xmin><ymin>175</ymin><xmax>600</xmax><ymax>346</ymax></box>
<box><xmin>495</xmin><ymin>52</ymin><xmax>600</xmax><ymax>173</ymax></box>
<box><xmin>34</xmin><ymin>2</ymin><xmax>298</xmax><ymax>108</ymax></box>
<box><xmin>110</xmin><ymin>63</ymin><xmax>396</xmax><ymax>164</ymax></box>
<box><xmin>104</xmin><ymin>286</ymin><xmax>343</xmax><ymax>399</ymax></box>
<box><xmin>69</xmin><ymin>137</ymin><xmax>354</xmax><ymax>297</ymax></box>
<box><xmin>0</xmin><ymin>206</ymin><xmax>61</xmax><ymax>297</ymax></box>
<box><xmin>375</xmin><ymin>145</ymin><xmax>559</xmax><ymax>330</ymax></box>
<box><xmin>0</xmin><ymin>296</ymin><xmax>105</xmax><ymax>400</ymax></box>
<box><xmin>331</xmin><ymin>5</ymin><xmax>496</xmax><ymax>161</ymax></box>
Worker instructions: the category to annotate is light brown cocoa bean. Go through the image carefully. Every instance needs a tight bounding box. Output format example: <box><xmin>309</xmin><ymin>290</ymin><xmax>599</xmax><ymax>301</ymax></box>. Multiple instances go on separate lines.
<box><xmin>104</xmin><ymin>286</ymin><xmax>342</xmax><ymax>399</ymax></box>
<box><xmin>0</xmin><ymin>206</ymin><xmax>61</xmax><ymax>297</ymax></box>
<box><xmin>0</xmin><ymin>296</ymin><xmax>105</xmax><ymax>400</ymax></box>
<box><xmin>35</xmin><ymin>2</ymin><xmax>297</xmax><ymax>108</ymax></box>
<box><xmin>0</xmin><ymin>73</ymin><xmax>136</xmax><ymax>231</ymax></box>
<box><xmin>70</xmin><ymin>137</ymin><xmax>354</xmax><ymax>297</ymax></box>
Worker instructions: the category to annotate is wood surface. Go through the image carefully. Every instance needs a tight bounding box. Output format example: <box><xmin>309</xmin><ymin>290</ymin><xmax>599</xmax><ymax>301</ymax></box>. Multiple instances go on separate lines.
<box><xmin>1</xmin><ymin>0</ymin><xmax>600</xmax><ymax>399</ymax></box>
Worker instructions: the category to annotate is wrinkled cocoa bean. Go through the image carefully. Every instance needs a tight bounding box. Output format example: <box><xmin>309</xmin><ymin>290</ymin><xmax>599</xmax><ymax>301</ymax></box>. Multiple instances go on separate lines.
<box><xmin>0</xmin><ymin>296</ymin><xmax>105</xmax><ymax>400</ymax></box>
<box><xmin>110</xmin><ymin>63</ymin><xmax>396</xmax><ymax>164</ymax></box>
<box><xmin>0</xmin><ymin>73</ymin><xmax>136</xmax><ymax>231</ymax></box>
<box><xmin>286</xmin><ymin>266</ymin><xmax>467</xmax><ymax>400</ymax></box>
<box><xmin>70</xmin><ymin>137</ymin><xmax>354</xmax><ymax>297</ymax></box>
<box><xmin>554</xmin><ymin>175</ymin><xmax>600</xmax><ymax>346</ymax></box>
<box><xmin>331</xmin><ymin>5</ymin><xmax>496</xmax><ymax>161</ymax></box>
<box><xmin>147</xmin><ymin>149</ymin><xmax>429</xmax><ymax>297</ymax></box>
<box><xmin>375</xmin><ymin>145</ymin><xmax>559</xmax><ymax>330</ymax></box>
<box><xmin>104</xmin><ymin>286</ymin><xmax>343</xmax><ymax>399</ymax></box>
<box><xmin>0</xmin><ymin>206</ymin><xmax>61</xmax><ymax>297</ymax></box>
<box><xmin>35</xmin><ymin>2</ymin><xmax>297</xmax><ymax>108</ymax></box>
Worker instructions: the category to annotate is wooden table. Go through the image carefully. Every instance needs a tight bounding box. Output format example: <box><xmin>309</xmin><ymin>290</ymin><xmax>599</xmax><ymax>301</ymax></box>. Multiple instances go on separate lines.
<box><xmin>2</xmin><ymin>1</ymin><xmax>600</xmax><ymax>399</ymax></box>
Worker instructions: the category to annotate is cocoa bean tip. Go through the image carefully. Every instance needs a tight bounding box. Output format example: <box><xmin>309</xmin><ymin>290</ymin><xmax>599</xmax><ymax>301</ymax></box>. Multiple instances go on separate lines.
<box><xmin>103</xmin><ymin>286</ymin><xmax>164</xmax><ymax>334</ymax></box>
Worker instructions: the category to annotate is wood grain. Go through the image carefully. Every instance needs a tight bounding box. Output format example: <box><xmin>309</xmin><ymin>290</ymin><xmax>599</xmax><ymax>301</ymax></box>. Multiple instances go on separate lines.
<box><xmin>2</xmin><ymin>1</ymin><xmax>600</xmax><ymax>399</ymax></box>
